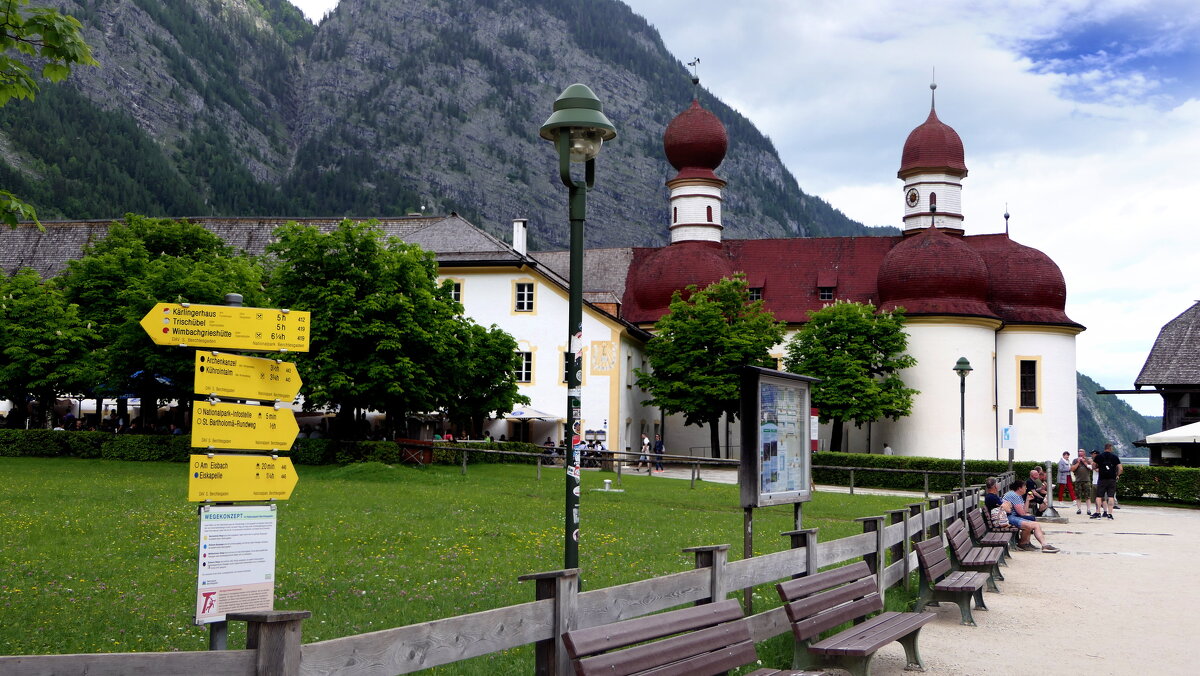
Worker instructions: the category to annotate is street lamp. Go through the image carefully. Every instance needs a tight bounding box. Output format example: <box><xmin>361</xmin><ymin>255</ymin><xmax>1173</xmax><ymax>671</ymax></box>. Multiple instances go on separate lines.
<box><xmin>953</xmin><ymin>357</ymin><xmax>973</xmax><ymax>520</ymax></box>
<box><xmin>540</xmin><ymin>84</ymin><xmax>616</xmax><ymax>573</ymax></box>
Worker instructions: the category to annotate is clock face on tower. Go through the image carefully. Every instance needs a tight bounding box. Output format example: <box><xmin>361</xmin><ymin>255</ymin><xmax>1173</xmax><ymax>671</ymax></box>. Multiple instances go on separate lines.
<box><xmin>905</xmin><ymin>188</ymin><xmax>919</xmax><ymax>208</ymax></box>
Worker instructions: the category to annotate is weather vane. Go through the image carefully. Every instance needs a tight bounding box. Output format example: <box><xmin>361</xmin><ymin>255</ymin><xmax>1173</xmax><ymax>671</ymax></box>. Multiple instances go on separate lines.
<box><xmin>688</xmin><ymin>57</ymin><xmax>700</xmax><ymax>99</ymax></box>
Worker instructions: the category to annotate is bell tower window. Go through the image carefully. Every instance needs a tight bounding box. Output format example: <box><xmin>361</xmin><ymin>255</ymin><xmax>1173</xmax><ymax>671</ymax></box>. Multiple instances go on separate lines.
<box><xmin>706</xmin><ymin>205</ymin><xmax>713</xmax><ymax>222</ymax></box>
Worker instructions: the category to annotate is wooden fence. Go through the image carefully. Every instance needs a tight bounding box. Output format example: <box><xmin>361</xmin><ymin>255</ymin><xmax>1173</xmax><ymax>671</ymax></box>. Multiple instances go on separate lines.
<box><xmin>0</xmin><ymin>478</ymin><xmax>1010</xmax><ymax>676</ymax></box>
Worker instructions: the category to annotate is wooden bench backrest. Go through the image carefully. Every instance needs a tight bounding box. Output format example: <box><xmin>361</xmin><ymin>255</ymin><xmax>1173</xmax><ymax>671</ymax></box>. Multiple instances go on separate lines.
<box><xmin>913</xmin><ymin>537</ymin><xmax>951</xmax><ymax>584</ymax></box>
<box><xmin>967</xmin><ymin>508</ymin><xmax>990</xmax><ymax>538</ymax></box>
<box><xmin>563</xmin><ymin>598</ymin><xmax>759</xmax><ymax>676</ymax></box>
<box><xmin>775</xmin><ymin>561</ymin><xmax>882</xmax><ymax>641</ymax></box>
<box><xmin>946</xmin><ymin>519</ymin><xmax>972</xmax><ymax>558</ymax></box>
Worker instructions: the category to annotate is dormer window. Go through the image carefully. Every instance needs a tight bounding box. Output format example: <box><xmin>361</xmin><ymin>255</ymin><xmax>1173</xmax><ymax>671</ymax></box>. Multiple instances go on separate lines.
<box><xmin>748</xmin><ymin>287</ymin><xmax>763</xmax><ymax>301</ymax></box>
<box><xmin>816</xmin><ymin>271</ymin><xmax>838</xmax><ymax>302</ymax></box>
<box><xmin>818</xmin><ymin>287</ymin><xmax>834</xmax><ymax>301</ymax></box>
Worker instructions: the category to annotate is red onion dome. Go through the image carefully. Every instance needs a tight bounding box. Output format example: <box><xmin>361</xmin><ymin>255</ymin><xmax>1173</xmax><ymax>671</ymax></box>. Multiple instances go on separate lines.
<box><xmin>969</xmin><ymin>236</ymin><xmax>1077</xmax><ymax>325</ymax></box>
<box><xmin>898</xmin><ymin>107</ymin><xmax>967</xmax><ymax>178</ymax></box>
<box><xmin>627</xmin><ymin>241</ymin><xmax>734</xmax><ymax>316</ymax></box>
<box><xmin>663</xmin><ymin>100</ymin><xmax>727</xmax><ymax>181</ymax></box>
<box><xmin>877</xmin><ymin>227</ymin><xmax>995</xmax><ymax>317</ymax></box>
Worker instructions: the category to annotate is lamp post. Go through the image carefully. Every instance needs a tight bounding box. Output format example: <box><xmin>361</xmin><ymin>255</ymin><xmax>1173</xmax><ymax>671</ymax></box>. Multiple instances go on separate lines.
<box><xmin>540</xmin><ymin>84</ymin><xmax>616</xmax><ymax>573</ymax></box>
<box><xmin>953</xmin><ymin>357</ymin><xmax>972</xmax><ymax>520</ymax></box>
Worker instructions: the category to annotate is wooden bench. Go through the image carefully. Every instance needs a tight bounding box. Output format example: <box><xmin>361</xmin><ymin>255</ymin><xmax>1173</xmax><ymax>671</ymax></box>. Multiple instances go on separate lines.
<box><xmin>562</xmin><ymin>598</ymin><xmax>825</xmax><ymax>676</ymax></box>
<box><xmin>913</xmin><ymin>537</ymin><xmax>990</xmax><ymax>626</ymax></box>
<box><xmin>775</xmin><ymin>560</ymin><xmax>935</xmax><ymax>676</ymax></box>
<box><xmin>945</xmin><ymin>520</ymin><xmax>1003</xmax><ymax>591</ymax></box>
<box><xmin>966</xmin><ymin>507</ymin><xmax>1014</xmax><ymax>563</ymax></box>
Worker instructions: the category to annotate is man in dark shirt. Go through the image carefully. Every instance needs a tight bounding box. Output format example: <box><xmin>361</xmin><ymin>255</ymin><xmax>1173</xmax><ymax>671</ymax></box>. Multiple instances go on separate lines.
<box><xmin>984</xmin><ymin>477</ymin><xmax>1004</xmax><ymax>512</ymax></box>
<box><xmin>1091</xmin><ymin>443</ymin><xmax>1122</xmax><ymax>520</ymax></box>
<box><xmin>1025</xmin><ymin>468</ymin><xmax>1048</xmax><ymax>516</ymax></box>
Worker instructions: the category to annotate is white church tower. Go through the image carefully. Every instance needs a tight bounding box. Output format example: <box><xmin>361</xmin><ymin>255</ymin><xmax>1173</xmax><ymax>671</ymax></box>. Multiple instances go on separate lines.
<box><xmin>899</xmin><ymin>83</ymin><xmax>968</xmax><ymax>234</ymax></box>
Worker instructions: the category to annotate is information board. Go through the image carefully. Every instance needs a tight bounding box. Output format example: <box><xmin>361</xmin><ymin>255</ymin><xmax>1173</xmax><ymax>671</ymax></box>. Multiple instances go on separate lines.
<box><xmin>739</xmin><ymin>367</ymin><xmax>818</xmax><ymax>508</ymax></box>
<box><xmin>195</xmin><ymin>505</ymin><xmax>277</xmax><ymax>624</ymax></box>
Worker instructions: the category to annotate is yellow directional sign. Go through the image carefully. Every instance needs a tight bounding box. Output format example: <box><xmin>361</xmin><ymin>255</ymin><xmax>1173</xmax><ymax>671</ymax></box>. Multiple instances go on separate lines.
<box><xmin>192</xmin><ymin>401</ymin><xmax>300</xmax><ymax>452</ymax></box>
<box><xmin>140</xmin><ymin>303</ymin><xmax>310</xmax><ymax>352</ymax></box>
<box><xmin>194</xmin><ymin>352</ymin><xmax>303</xmax><ymax>401</ymax></box>
<box><xmin>188</xmin><ymin>454</ymin><xmax>299</xmax><ymax>502</ymax></box>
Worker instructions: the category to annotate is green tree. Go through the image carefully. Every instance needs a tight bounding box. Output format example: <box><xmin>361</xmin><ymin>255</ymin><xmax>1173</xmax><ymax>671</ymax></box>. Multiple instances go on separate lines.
<box><xmin>0</xmin><ymin>267</ymin><xmax>97</xmax><ymax>427</ymax></box>
<box><xmin>784</xmin><ymin>301</ymin><xmax>918</xmax><ymax>453</ymax></box>
<box><xmin>636</xmin><ymin>274</ymin><xmax>785</xmax><ymax>458</ymax></box>
<box><xmin>57</xmin><ymin>215</ymin><xmax>265</xmax><ymax>425</ymax></box>
<box><xmin>264</xmin><ymin>219</ymin><xmax>464</xmax><ymax>438</ymax></box>
<box><xmin>1</xmin><ymin>0</ymin><xmax>97</xmax><ymax>226</ymax></box>
<box><xmin>442</xmin><ymin>320</ymin><xmax>529</xmax><ymax>437</ymax></box>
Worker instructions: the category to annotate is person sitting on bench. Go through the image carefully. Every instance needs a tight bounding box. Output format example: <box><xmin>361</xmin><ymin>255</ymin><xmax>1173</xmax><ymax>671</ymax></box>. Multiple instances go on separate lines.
<box><xmin>1025</xmin><ymin>468</ymin><xmax>1049</xmax><ymax>516</ymax></box>
<box><xmin>1002</xmin><ymin>480</ymin><xmax>1058</xmax><ymax>553</ymax></box>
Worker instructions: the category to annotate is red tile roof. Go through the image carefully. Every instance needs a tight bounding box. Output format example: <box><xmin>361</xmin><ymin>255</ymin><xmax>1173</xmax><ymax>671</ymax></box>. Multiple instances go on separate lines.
<box><xmin>664</xmin><ymin>100</ymin><xmax>727</xmax><ymax>183</ymax></box>
<box><xmin>899</xmin><ymin>107</ymin><xmax>968</xmax><ymax>178</ymax></box>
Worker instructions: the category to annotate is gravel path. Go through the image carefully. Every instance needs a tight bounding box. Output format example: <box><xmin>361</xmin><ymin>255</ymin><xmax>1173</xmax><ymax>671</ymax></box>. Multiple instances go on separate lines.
<box><xmin>867</xmin><ymin>503</ymin><xmax>1200</xmax><ymax>675</ymax></box>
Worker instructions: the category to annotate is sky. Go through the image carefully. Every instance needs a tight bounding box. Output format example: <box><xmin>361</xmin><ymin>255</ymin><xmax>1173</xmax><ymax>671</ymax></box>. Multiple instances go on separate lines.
<box><xmin>287</xmin><ymin>0</ymin><xmax>1200</xmax><ymax>416</ymax></box>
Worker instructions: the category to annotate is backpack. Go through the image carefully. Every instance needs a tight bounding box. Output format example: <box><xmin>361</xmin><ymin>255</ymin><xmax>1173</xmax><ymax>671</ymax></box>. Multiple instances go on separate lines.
<box><xmin>990</xmin><ymin>505</ymin><xmax>1010</xmax><ymax>529</ymax></box>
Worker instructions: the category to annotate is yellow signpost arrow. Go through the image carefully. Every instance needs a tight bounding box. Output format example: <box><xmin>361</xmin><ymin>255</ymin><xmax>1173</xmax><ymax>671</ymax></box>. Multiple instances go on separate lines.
<box><xmin>139</xmin><ymin>303</ymin><xmax>310</xmax><ymax>352</ymax></box>
<box><xmin>192</xmin><ymin>401</ymin><xmax>300</xmax><ymax>452</ymax></box>
<box><xmin>188</xmin><ymin>454</ymin><xmax>299</xmax><ymax>502</ymax></box>
<box><xmin>194</xmin><ymin>352</ymin><xmax>303</xmax><ymax>401</ymax></box>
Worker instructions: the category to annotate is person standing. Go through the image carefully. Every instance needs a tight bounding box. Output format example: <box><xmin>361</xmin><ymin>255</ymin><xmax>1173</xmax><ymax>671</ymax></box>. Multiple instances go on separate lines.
<box><xmin>637</xmin><ymin>433</ymin><xmax>650</xmax><ymax>471</ymax></box>
<box><xmin>1092</xmin><ymin>443</ymin><xmax>1122</xmax><ymax>520</ymax></box>
<box><xmin>1071</xmin><ymin>449</ymin><xmax>1094</xmax><ymax>515</ymax></box>
<box><xmin>1056</xmin><ymin>451</ymin><xmax>1076</xmax><ymax>505</ymax></box>
<box><xmin>652</xmin><ymin>434</ymin><xmax>665</xmax><ymax>473</ymax></box>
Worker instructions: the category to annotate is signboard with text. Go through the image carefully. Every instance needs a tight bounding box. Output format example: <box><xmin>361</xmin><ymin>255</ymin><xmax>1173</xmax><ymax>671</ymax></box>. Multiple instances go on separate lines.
<box><xmin>194</xmin><ymin>351</ymin><xmax>302</xmax><ymax>401</ymax></box>
<box><xmin>195</xmin><ymin>505</ymin><xmax>276</xmax><ymax>624</ymax></box>
<box><xmin>188</xmin><ymin>454</ymin><xmax>298</xmax><ymax>502</ymax></box>
<box><xmin>739</xmin><ymin>367</ymin><xmax>819</xmax><ymax>508</ymax></box>
<box><xmin>140</xmin><ymin>303</ymin><xmax>310</xmax><ymax>352</ymax></box>
<box><xmin>191</xmin><ymin>401</ymin><xmax>299</xmax><ymax>452</ymax></box>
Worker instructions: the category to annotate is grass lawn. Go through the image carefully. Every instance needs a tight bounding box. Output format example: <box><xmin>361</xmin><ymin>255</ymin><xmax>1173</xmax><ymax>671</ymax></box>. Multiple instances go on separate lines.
<box><xmin>0</xmin><ymin>457</ymin><xmax>916</xmax><ymax>672</ymax></box>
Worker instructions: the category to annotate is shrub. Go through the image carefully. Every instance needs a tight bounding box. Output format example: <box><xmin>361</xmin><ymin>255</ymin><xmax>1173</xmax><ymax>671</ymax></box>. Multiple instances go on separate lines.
<box><xmin>811</xmin><ymin>451</ymin><xmax>1044</xmax><ymax>493</ymax></box>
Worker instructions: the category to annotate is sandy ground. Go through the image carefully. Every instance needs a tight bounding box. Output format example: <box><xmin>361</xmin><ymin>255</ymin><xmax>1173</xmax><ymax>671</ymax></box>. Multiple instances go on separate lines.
<box><xmin>867</xmin><ymin>502</ymin><xmax>1200</xmax><ymax>676</ymax></box>
<box><xmin>649</xmin><ymin>468</ymin><xmax>1200</xmax><ymax>675</ymax></box>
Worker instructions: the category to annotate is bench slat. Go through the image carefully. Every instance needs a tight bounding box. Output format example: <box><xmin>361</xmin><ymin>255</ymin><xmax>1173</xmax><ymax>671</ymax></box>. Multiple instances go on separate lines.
<box><xmin>809</xmin><ymin>611</ymin><xmax>934</xmax><ymax>656</ymax></box>
<box><xmin>632</xmin><ymin>639</ymin><xmax>759</xmax><ymax>676</ymax></box>
<box><xmin>788</xmin><ymin>594</ymin><xmax>883</xmax><ymax>642</ymax></box>
<box><xmin>565</xmin><ymin>598</ymin><xmax>744</xmax><ymax>658</ymax></box>
<box><xmin>574</xmin><ymin>622</ymin><xmax>756</xmax><ymax>676</ymax></box>
<box><xmin>777</xmin><ymin>561</ymin><xmax>871</xmax><ymax>602</ymax></box>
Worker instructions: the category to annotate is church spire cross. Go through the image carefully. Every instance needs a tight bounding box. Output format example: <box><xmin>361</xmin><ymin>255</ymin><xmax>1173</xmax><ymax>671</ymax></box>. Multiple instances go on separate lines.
<box><xmin>688</xmin><ymin>57</ymin><xmax>700</xmax><ymax>100</ymax></box>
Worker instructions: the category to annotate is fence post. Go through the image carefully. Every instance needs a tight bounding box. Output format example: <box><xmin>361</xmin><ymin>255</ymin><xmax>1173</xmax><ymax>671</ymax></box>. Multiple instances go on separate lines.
<box><xmin>461</xmin><ymin>449</ymin><xmax>468</xmax><ymax>475</ymax></box>
<box><xmin>781</xmin><ymin>527</ymin><xmax>819</xmax><ymax>580</ymax></box>
<box><xmin>518</xmin><ymin>568</ymin><xmax>580</xmax><ymax>676</ymax></box>
<box><xmin>537</xmin><ymin>456</ymin><xmax>542</xmax><ymax>481</ymax></box>
<box><xmin>927</xmin><ymin>497</ymin><xmax>942</xmax><ymax>539</ymax></box>
<box><xmin>849</xmin><ymin>469</ymin><xmax>855</xmax><ymax>495</ymax></box>
<box><xmin>683</xmin><ymin>544</ymin><xmax>730</xmax><ymax>604</ymax></box>
<box><xmin>227</xmin><ymin>610</ymin><xmax>310</xmax><ymax>676</ymax></box>
<box><xmin>855</xmin><ymin>516</ymin><xmax>886</xmax><ymax>596</ymax></box>
<box><xmin>886</xmin><ymin>509</ymin><xmax>908</xmax><ymax>591</ymax></box>
<box><xmin>923</xmin><ymin>472</ymin><xmax>930</xmax><ymax>499</ymax></box>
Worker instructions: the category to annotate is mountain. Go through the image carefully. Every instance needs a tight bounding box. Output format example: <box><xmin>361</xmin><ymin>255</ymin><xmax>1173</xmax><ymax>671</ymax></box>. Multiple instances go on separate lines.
<box><xmin>2</xmin><ymin>0</ymin><xmax>889</xmax><ymax>249</ymax></box>
<box><xmin>1077</xmin><ymin>372</ymin><xmax>1158</xmax><ymax>457</ymax></box>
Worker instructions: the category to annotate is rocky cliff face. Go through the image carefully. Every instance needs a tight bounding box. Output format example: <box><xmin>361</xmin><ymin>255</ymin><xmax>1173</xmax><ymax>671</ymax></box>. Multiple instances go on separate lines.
<box><xmin>11</xmin><ymin>0</ymin><xmax>884</xmax><ymax>248</ymax></box>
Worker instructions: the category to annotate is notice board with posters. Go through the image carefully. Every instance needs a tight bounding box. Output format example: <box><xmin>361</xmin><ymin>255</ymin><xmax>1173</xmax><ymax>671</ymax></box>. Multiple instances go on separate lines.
<box><xmin>195</xmin><ymin>504</ymin><xmax>277</xmax><ymax>624</ymax></box>
<box><xmin>739</xmin><ymin>367</ymin><xmax>819</xmax><ymax>508</ymax></box>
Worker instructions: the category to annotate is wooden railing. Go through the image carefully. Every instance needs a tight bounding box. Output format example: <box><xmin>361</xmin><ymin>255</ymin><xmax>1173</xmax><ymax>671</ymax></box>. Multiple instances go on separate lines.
<box><xmin>0</xmin><ymin>474</ymin><xmax>1013</xmax><ymax>676</ymax></box>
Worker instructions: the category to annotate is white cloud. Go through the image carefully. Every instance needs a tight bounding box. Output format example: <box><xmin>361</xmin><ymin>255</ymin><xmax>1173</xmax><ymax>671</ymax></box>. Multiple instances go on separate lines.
<box><xmin>625</xmin><ymin>0</ymin><xmax>1200</xmax><ymax>415</ymax></box>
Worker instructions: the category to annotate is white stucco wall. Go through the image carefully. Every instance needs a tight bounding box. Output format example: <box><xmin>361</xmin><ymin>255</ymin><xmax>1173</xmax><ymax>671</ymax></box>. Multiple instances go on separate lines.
<box><xmin>903</xmin><ymin>172</ymin><xmax>964</xmax><ymax>231</ymax></box>
<box><xmin>445</xmin><ymin>267</ymin><xmax>644</xmax><ymax>445</ymax></box>
<box><xmin>995</xmin><ymin>327</ymin><xmax>1079</xmax><ymax>462</ymax></box>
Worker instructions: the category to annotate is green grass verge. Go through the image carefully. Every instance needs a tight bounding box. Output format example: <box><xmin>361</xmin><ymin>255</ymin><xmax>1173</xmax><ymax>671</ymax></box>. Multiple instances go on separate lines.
<box><xmin>0</xmin><ymin>457</ymin><xmax>914</xmax><ymax>672</ymax></box>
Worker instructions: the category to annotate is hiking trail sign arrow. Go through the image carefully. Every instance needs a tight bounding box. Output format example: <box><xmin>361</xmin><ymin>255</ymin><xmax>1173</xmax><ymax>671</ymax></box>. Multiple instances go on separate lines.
<box><xmin>191</xmin><ymin>401</ymin><xmax>299</xmax><ymax>452</ymax></box>
<box><xmin>188</xmin><ymin>454</ymin><xmax>299</xmax><ymax>502</ymax></box>
<box><xmin>140</xmin><ymin>303</ymin><xmax>310</xmax><ymax>352</ymax></box>
<box><xmin>194</xmin><ymin>352</ymin><xmax>303</xmax><ymax>402</ymax></box>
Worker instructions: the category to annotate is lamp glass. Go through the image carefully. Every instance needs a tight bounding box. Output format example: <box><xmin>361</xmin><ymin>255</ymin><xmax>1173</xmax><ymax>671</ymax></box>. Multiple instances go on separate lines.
<box><xmin>567</xmin><ymin>128</ymin><xmax>604</xmax><ymax>162</ymax></box>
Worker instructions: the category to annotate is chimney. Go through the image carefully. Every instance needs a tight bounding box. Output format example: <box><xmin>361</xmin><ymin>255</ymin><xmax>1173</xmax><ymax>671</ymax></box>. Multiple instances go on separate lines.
<box><xmin>512</xmin><ymin>218</ymin><xmax>528</xmax><ymax>256</ymax></box>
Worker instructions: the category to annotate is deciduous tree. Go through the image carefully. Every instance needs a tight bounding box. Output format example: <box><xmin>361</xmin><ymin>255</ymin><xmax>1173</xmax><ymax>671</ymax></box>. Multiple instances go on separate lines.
<box><xmin>441</xmin><ymin>320</ymin><xmax>529</xmax><ymax>437</ymax></box>
<box><xmin>784</xmin><ymin>301</ymin><xmax>918</xmax><ymax>453</ymax></box>
<box><xmin>636</xmin><ymin>274</ymin><xmax>785</xmax><ymax>458</ymax></box>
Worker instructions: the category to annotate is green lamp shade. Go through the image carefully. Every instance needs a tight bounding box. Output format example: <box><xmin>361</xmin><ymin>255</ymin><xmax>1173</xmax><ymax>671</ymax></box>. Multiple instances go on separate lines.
<box><xmin>540</xmin><ymin>83</ymin><xmax>616</xmax><ymax>162</ymax></box>
<box><xmin>953</xmin><ymin>357</ymin><xmax>973</xmax><ymax>376</ymax></box>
